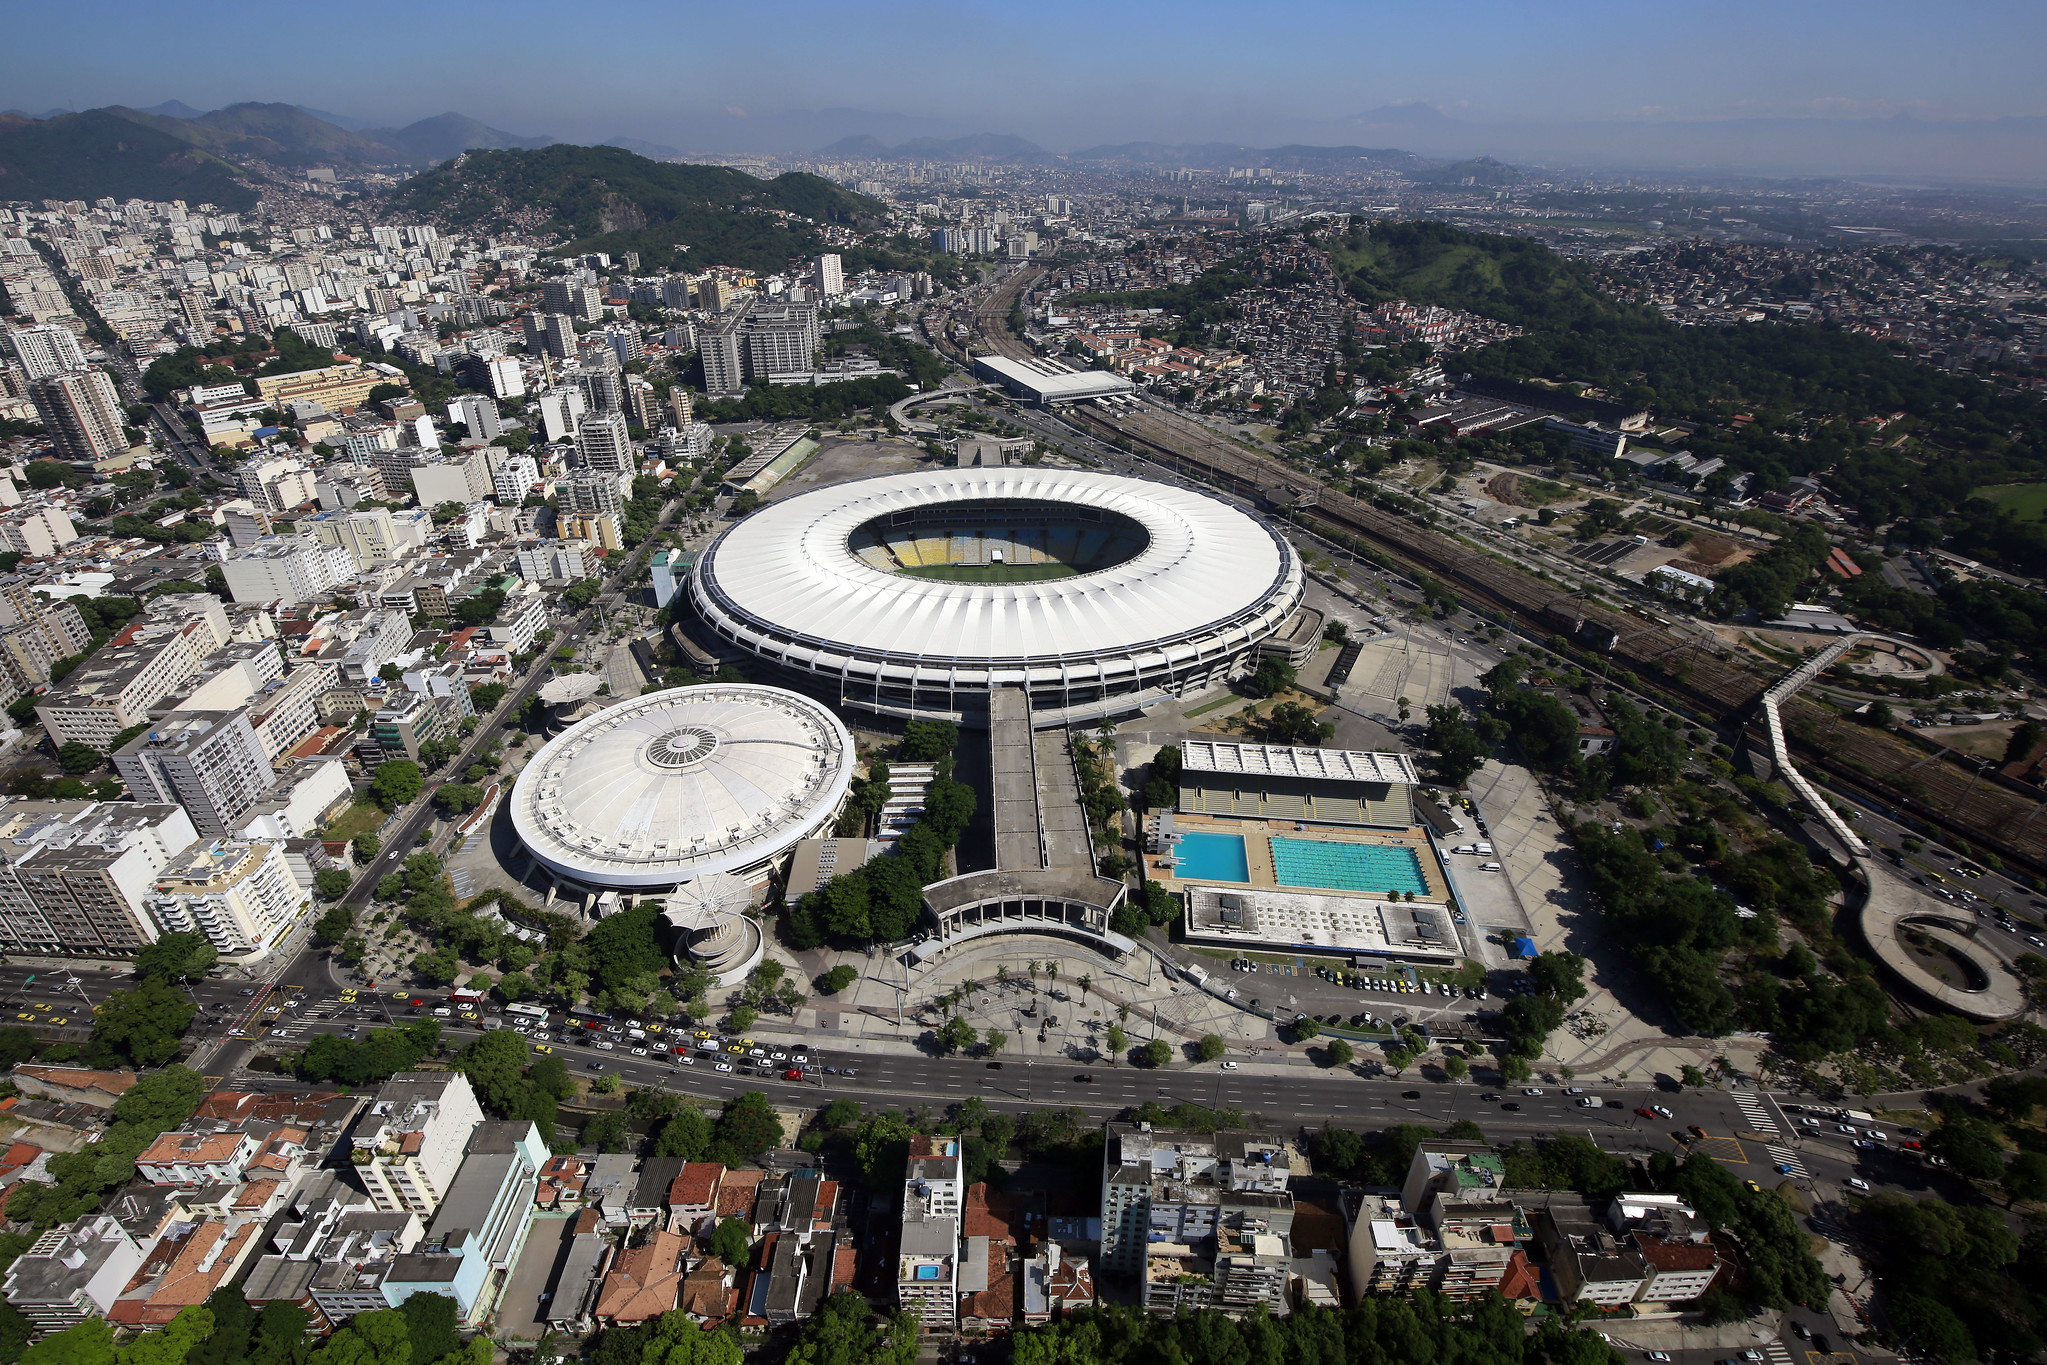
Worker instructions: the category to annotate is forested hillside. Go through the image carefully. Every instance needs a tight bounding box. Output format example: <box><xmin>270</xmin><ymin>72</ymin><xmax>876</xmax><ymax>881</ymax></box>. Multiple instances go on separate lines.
<box><xmin>0</xmin><ymin>108</ymin><xmax>260</xmax><ymax>210</ymax></box>
<box><xmin>385</xmin><ymin>145</ymin><xmax>883</xmax><ymax>270</ymax></box>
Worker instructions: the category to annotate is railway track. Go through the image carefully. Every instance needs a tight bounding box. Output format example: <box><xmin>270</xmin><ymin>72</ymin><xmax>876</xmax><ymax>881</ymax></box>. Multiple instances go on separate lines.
<box><xmin>1059</xmin><ymin>399</ymin><xmax>2047</xmax><ymax>873</ymax></box>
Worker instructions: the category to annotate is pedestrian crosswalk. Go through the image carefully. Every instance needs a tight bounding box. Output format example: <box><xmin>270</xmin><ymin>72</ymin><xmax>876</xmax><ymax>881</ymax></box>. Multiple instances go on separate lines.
<box><xmin>1733</xmin><ymin>1090</ymin><xmax>1780</xmax><ymax>1134</ymax></box>
<box><xmin>1763</xmin><ymin>1341</ymin><xmax>1794</xmax><ymax>1365</ymax></box>
<box><xmin>1767</xmin><ymin>1145</ymin><xmax>1808</xmax><ymax>1177</ymax></box>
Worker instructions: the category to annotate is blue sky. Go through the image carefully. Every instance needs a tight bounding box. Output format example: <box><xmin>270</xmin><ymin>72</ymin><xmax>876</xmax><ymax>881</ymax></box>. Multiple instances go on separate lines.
<box><xmin>8</xmin><ymin>1</ymin><xmax>2044</xmax><ymax>157</ymax></box>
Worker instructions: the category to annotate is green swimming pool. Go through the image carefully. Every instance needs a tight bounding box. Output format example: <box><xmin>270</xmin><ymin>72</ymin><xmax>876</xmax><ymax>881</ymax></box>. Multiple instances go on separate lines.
<box><xmin>1271</xmin><ymin>838</ymin><xmax>1427</xmax><ymax>895</ymax></box>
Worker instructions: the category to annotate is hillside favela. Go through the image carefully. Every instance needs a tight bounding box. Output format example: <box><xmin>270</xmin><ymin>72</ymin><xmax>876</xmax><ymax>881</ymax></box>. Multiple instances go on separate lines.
<box><xmin>0</xmin><ymin>5</ymin><xmax>2043</xmax><ymax>1365</ymax></box>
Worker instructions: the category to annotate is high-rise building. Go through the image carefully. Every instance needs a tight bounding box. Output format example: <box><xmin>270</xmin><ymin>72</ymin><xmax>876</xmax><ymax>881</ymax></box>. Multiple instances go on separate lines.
<box><xmin>28</xmin><ymin>368</ymin><xmax>127</xmax><ymax>462</ymax></box>
<box><xmin>456</xmin><ymin>352</ymin><xmax>525</xmax><ymax>401</ymax></box>
<box><xmin>666</xmin><ymin>387</ymin><xmax>694</xmax><ymax>428</ymax></box>
<box><xmin>0</xmin><ymin>799</ymin><xmax>200</xmax><ymax>957</ymax></box>
<box><xmin>542</xmin><ymin>279</ymin><xmax>605</xmax><ymax>324</ymax></box>
<box><xmin>522</xmin><ymin>312</ymin><xmax>576</xmax><ymax>361</ymax></box>
<box><xmin>217</xmin><ymin>536</ymin><xmax>355</xmax><ymax>605</ymax></box>
<box><xmin>235</xmin><ymin>456</ymin><xmax>318</xmax><ymax>515</ymax></box>
<box><xmin>145</xmin><ymin>838</ymin><xmax>304</xmax><ymax>956</ymax></box>
<box><xmin>577</xmin><ymin>366</ymin><xmax>624</xmax><ymax>415</ymax></box>
<box><xmin>446</xmin><ymin>393</ymin><xmax>502</xmax><ymax>443</ymax></box>
<box><xmin>604</xmin><ymin>325</ymin><xmax>645</xmax><ymax>366</ymax></box>
<box><xmin>574</xmin><ymin>410</ymin><xmax>635</xmax><ymax>474</ymax></box>
<box><xmin>488</xmin><ymin>450</ymin><xmax>540</xmax><ymax>504</ymax></box>
<box><xmin>556</xmin><ymin>471</ymin><xmax>625</xmax><ymax>516</ymax></box>
<box><xmin>744</xmin><ymin>301</ymin><xmax>821</xmax><ymax>380</ymax></box>
<box><xmin>1100</xmin><ymin>1124</ymin><xmax>1293</xmax><ymax>1284</ymax></box>
<box><xmin>3</xmin><ymin>325</ymin><xmax>87</xmax><ymax>380</ymax></box>
<box><xmin>700</xmin><ymin>315</ymin><xmax>745</xmax><ymax>396</ymax></box>
<box><xmin>661</xmin><ymin>276</ymin><xmax>693</xmax><ymax>310</ymax></box>
<box><xmin>812</xmin><ymin>254</ymin><xmax>844</xmax><ymax>298</ymax></box>
<box><xmin>113</xmin><ymin>711</ymin><xmax>277</xmax><ymax>840</ymax></box>
<box><xmin>350</xmin><ymin>1071</ymin><xmax>488</xmax><ymax>1217</ymax></box>
<box><xmin>697</xmin><ymin>277</ymin><xmax>733</xmax><ymax>313</ymax></box>
<box><xmin>536</xmin><ymin>387</ymin><xmax>585</xmax><ymax>443</ymax></box>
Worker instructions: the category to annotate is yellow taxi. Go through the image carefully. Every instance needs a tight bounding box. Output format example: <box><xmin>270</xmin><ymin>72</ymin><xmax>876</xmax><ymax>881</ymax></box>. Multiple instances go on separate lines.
<box><xmin>49</xmin><ymin>1019</ymin><xmax>66</xmax><ymax>1026</ymax></box>
<box><xmin>459</xmin><ymin>1010</ymin><xmax>478</xmax><ymax>1020</ymax></box>
<box><xmin>533</xmin><ymin>1043</ymin><xmax>553</xmax><ymax>1054</ymax></box>
<box><xmin>693</xmin><ymin>1029</ymin><xmax>713</xmax><ymax>1039</ymax></box>
<box><xmin>645</xmin><ymin>1023</ymin><xmax>663</xmax><ymax>1035</ymax></box>
<box><xmin>12</xmin><ymin>1014</ymin><xmax>30</xmax><ymax>1022</ymax></box>
<box><xmin>390</xmin><ymin>991</ymin><xmax>409</xmax><ymax>1000</ymax></box>
<box><xmin>30</xmin><ymin>1003</ymin><xmax>48</xmax><ymax>1012</ymax></box>
<box><xmin>726</xmin><ymin>1043</ymin><xmax>745</xmax><ymax>1054</ymax></box>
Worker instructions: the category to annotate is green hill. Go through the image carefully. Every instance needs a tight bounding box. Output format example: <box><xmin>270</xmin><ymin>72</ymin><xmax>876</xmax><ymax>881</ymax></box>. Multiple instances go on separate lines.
<box><xmin>1328</xmin><ymin>219</ymin><xmax>1645</xmax><ymax>331</ymax></box>
<box><xmin>109</xmin><ymin>102</ymin><xmax>402</xmax><ymax>168</ymax></box>
<box><xmin>0</xmin><ymin>109</ymin><xmax>260</xmax><ymax>210</ymax></box>
<box><xmin>384</xmin><ymin>144</ymin><xmax>884</xmax><ymax>270</ymax></box>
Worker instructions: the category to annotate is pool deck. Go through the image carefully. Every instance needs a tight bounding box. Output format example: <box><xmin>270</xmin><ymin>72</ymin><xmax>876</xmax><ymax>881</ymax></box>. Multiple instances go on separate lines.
<box><xmin>1153</xmin><ymin>813</ymin><xmax>1449</xmax><ymax>904</ymax></box>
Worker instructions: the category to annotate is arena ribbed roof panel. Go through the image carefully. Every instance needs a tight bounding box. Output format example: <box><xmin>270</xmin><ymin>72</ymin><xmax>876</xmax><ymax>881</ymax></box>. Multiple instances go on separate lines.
<box><xmin>690</xmin><ymin>469</ymin><xmax>1300</xmax><ymax>666</ymax></box>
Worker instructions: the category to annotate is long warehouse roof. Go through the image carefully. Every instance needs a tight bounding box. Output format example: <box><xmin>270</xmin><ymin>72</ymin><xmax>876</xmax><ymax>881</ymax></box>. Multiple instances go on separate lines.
<box><xmin>1180</xmin><ymin>739</ymin><xmax>1419</xmax><ymax>786</ymax></box>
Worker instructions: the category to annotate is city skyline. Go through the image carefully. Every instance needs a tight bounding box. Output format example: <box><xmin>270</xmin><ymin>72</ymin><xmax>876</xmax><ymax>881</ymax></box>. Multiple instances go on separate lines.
<box><xmin>7</xmin><ymin>0</ymin><xmax>2047</xmax><ymax>180</ymax></box>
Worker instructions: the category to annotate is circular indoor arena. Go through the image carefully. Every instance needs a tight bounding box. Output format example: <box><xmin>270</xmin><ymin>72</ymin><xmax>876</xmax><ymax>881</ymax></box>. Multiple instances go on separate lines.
<box><xmin>687</xmin><ymin>468</ymin><xmax>1307</xmax><ymax>726</ymax></box>
<box><xmin>509</xmin><ymin>684</ymin><xmax>855</xmax><ymax>894</ymax></box>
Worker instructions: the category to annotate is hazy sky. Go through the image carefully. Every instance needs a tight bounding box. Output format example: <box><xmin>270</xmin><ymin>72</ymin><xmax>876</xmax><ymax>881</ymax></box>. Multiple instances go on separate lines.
<box><xmin>8</xmin><ymin>0</ymin><xmax>2044</xmax><ymax>152</ymax></box>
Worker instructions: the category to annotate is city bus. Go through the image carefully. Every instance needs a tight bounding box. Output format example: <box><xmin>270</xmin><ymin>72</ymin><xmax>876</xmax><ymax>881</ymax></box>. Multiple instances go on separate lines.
<box><xmin>504</xmin><ymin>1003</ymin><xmax>550</xmax><ymax>1022</ymax></box>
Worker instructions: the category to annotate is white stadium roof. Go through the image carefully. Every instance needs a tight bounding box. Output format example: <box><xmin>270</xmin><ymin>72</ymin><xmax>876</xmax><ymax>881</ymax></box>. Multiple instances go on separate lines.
<box><xmin>691</xmin><ymin>468</ymin><xmax>1297</xmax><ymax>665</ymax></box>
<box><xmin>510</xmin><ymin>685</ymin><xmax>854</xmax><ymax>889</ymax></box>
<box><xmin>1180</xmin><ymin>739</ymin><xmax>1419</xmax><ymax>786</ymax></box>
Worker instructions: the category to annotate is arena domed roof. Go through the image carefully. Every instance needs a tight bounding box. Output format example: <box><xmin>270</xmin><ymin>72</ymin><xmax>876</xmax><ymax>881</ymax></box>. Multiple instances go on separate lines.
<box><xmin>510</xmin><ymin>684</ymin><xmax>855</xmax><ymax>889</ymax></box>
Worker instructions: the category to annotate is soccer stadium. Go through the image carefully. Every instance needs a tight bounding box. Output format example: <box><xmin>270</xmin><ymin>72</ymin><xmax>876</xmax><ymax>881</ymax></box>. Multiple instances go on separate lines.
<box><xmin>687</xmin><ymin>469</ymin><xmax>1308</xmax><ymax>727</ymax></box>
<box><xmin>509</xmin><ymin>684</ymin><xmax>855</xmax><ymax>894</ymax></box>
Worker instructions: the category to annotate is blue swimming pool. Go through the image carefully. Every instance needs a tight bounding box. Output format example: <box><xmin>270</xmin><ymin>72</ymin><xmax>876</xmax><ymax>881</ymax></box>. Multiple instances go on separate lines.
<box><xmin>1173</xmin><ymin>831</ymin><xmax>1250</xmax><ymax>882</ymax></box>
<box><xmin>1271</xmin><ymin>838</ymin><xmax>1427</xmax><ymax>895</ymax></box>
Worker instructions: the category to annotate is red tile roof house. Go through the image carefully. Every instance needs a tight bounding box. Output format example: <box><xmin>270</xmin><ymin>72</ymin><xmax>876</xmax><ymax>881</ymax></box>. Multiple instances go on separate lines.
<box><xmin>595</xmin><ymin>1229</ymin><xmax>688</xmax><ymax>1326</ymax></box>
<box><xmin>11</xmin><ymin>1067</ymin><xmax>138</xmax><ymax>1108</ymax></box>
<box><xmin>668</xmin><ymin>1162</ymin><xmax>724</xmax><ymax>1234</ymax></box>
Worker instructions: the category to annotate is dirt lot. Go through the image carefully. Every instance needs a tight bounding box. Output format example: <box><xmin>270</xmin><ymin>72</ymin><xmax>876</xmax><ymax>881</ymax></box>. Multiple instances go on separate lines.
<box><xmin>767</xmin><ymin>436</ymin><xmax>938</xmax><ymax>501</ymax></box>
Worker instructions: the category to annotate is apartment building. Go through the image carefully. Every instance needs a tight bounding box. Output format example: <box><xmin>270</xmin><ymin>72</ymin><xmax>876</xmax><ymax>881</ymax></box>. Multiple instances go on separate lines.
<box><xmin>113</xmin><ymin>711</ymin><xmax>277</xmax><ymax>839</ymax></box>
<box><xmin>146</xmin><ymin>838</ymin><xmax>304</xmax><ymax>957</ymax></box>
<box><xmin>236</xmin><ymin>457</ymin><xmax>319</xmax><ymax>516</ymax></box>
<box><xmin>301</xmin><ymin>507</ymin><xmax>431</xmax><ymax>572</ymax></box>
<box><xmin>35</xmin><ymin>626</ymin><xmax>205</xmax><ymax>748</ymax></box>
<box><xmin>898</xmin><ymin>1136</ymin><xmax>962</xmax><ymax>1334</ymax></box>
<box><xmin>513</xmin><ymin>539</ymin><xmax>597</xmax><ymax>584</ymax></box>
<box><xmin>0</xmin><ymin>506</ymin><xmax>78</xmax><ymax>559</ymax></box>
<box><xmin>488</xmin><ymin>450</ymin><xmax>539</xmax><ymax>504</ymax></box>
<box><xmin>135</xmin><ymin>1129</ymin><xmax>262</xmax><ymax>1187</ymax></box>
<box><xmin>251</xmin><ymin>364</ymin><xmax>384</xmax><ymax>413</ymax></box>
<box><xmin>3</xmin><ymin>324</ymin><xmax>87</xmax><ymax>379</ymax></box>
<box><xmin>381</xmin><ymin>1119</ymin><xmax>546</xmax><ymax>1324</ymax></box>
<box><xmin>218</xmin><ymin>537</ymin><xmax>355</xmax><ymax>606</ymax></box>
<box><xmin>28</xmin><ymin>369</ymin><xmax>127</xmax><ymax>462</ymax></box>
<box><xmin>350</xmin><ymin>1072</ymin><xmax>487</xmax><ymax>1218</ymax></box>
<box><xmin>0</xmin><ymin>800</ymin><xmax>199</xmax><ymax>956</ymax></box>
<box><xmin>3</xmin><ymin>1215</ymin><xmax>147</xmax><ymax>1333</ymax></box>
<box><xmin>1099</xmin><ymin>1125</ymin><xmax>1293</xmax><ymax>1280</ymax></box>
<box><xmin>409</xmin><ymin>448</ymin><xmax>493</xmax><ymax>508</ymax></box>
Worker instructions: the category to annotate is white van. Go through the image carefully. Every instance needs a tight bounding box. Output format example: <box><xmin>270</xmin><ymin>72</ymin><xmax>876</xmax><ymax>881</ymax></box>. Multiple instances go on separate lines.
<box><xmin>1576</xmin><ymin>1096</ymin><xmax>1601</xmax><ymax>1107</ymax></box>
<box><xmin>1474</xmin><ymin>843</ymin><xmax>1494</xmax><ymax>855</ymax></box>
<box><xmin>1451</xmin><ymin>844</ymin><xmax>1477</xmax><ymax>855</ymax></box>
<box><xmin>1479</xmin><ymin>861</ymin><xmax>1503</xmax><ymax>872</ymax></box>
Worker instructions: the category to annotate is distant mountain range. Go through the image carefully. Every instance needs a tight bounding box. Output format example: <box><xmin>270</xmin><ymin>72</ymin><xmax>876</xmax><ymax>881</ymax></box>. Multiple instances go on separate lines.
<box><xmin>103</xmin><ymin>103</ymin><xmax>554</xmax><ymax>168</ymax></box>
<box><xmin>817</xmin><ymin>132</ymin><xmax>1052</xmax><ymax>163</ymax></box>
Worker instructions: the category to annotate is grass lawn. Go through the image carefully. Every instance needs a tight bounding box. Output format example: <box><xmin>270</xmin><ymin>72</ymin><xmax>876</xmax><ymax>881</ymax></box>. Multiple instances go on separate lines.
<box><xmin>895</xmin><ymin>562</ymin><xmax>1079</xmax><ymax>583</ymax></box>
<box><xmin>323</xmin><ymin>801</ymin><xmax>388</xmax><ymax>843</ymax></box>
<box><xmin>1973</xmin><ymin>483</ymin><xmax>2047</xmax><ymax>521</ymax></box>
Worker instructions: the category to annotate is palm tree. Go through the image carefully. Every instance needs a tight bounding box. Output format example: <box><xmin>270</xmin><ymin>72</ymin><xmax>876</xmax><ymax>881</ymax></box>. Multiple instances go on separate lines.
<box><xmin>1077</xmin><ymin>973</ymin><xmax>1092</xmax><ymax>1001</ymax></box>
<box><xmin>1117</xmin><ymin>1003</ymin><xmax>1130</xmax><ymax>1023</ymax></box>
<box><xmin>996</xmin><ymin>964</ymin><xmax>1010</xmax><ymax>985</ymax></box>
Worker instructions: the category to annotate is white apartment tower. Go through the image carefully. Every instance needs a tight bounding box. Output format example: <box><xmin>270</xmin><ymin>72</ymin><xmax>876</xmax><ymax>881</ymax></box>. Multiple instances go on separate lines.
<box><xmin>112</xmin><ymin>711</ymin><xmax>277</xmax><ymax>840</ymax></box>
<box><xmin>351</xmin><ymin>1071</ymin><xmax>487</xmax><ymax>1217</ymax></box>
<box><xmin>4</xmin><ymin>325</ymin><xmax>88</xmax><ymax>380</ymax></box>
<box><xmin>575</xmin><ymin>409</ymin><xmax>635</xmax><ymax>474</ymax></box>
<box><xmin>813</xmin><ymin>254</ymin><xmax>844</xmax><ymax>298</ymax></box>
